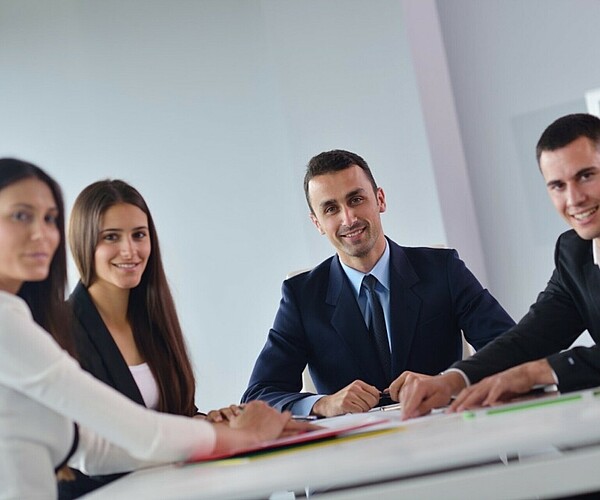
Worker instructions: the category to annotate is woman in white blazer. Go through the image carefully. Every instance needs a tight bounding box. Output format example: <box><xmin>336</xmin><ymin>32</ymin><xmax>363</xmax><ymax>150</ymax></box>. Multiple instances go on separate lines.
<box><xmin>0</xmin><ymin>158</ymin><xmax>308</xmax><ymax>500</ymax></box>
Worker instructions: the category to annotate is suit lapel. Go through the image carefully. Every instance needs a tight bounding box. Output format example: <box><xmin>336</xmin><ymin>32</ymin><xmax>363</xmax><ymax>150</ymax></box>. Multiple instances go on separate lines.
<box><xmin>70</xmin><ymin>282</ymin><xmax>145</xmax><ymax>405</ymax></box>
<box><xmin>583</xmin><ymin>258</ymin><xmax>600</xmax><ymax>325</ymax></box>
<box><xmin>565</xmin><ymin>234</ymin><xmax>600</xmax><ymax>331</ymax></box>
<box><xmin>388</xmin><ymin>242</ymin><xmax>421</xmax><ymax>377</ymax></box>
<box><xmin>326</xmin><ymin>258</ymin><xmax>387</xmax><ymax>388</ymax></box>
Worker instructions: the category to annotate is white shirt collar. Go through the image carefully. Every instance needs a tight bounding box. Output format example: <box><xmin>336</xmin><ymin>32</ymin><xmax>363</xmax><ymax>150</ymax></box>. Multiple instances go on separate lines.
<box><xmin>593</xmin><ymin>238</ymin><xmax>600</xmax><ymax>267</ymax></box>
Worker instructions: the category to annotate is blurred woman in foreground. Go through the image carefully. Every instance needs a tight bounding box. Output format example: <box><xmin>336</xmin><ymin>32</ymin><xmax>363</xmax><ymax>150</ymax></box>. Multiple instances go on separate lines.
<box><xmin>0</xmin><ymin>158</ymin><xmax>308</xmax><ymax>500</ymax></box>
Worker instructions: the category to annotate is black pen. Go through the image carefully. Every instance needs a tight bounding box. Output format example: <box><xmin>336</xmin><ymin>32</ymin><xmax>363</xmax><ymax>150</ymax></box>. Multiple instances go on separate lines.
<box><xmin>378</xmin><ymin>391</ymin><xmax>393</xmax><ymax>405</ymax></box>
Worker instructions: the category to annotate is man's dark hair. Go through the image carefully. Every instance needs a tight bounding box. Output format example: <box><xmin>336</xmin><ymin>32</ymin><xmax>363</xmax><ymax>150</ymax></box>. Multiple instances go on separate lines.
<box><xmin>536</xmin><ymin>113</ymin><xmax>600</xmax><ymax>164</ymax></box>
<box><xmin>303</xmin><ymin>149</ymin><xmax>378</xmax><ymax>213</ymax></box>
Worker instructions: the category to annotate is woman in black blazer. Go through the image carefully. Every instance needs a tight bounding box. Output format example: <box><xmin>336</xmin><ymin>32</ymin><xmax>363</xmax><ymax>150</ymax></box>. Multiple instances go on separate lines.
<box><xmin>60</xmin><ymin>180</ymin><xmax>239</xmax><ymax>498</ymax></box>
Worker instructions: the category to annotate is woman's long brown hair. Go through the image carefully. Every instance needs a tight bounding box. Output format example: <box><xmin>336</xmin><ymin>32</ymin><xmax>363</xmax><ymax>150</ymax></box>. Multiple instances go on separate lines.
<box><xmin>69</xmin><ymin>180</ymin><xmax>196</xmax><ymax>416</ymax></box>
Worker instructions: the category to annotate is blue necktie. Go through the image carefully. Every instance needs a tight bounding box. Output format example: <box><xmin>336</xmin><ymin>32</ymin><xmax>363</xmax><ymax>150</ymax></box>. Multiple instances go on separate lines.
<box><xmin>362</xmin><ymin>274</ymin><xmax>392</xmax><ymax>381</ymax></box>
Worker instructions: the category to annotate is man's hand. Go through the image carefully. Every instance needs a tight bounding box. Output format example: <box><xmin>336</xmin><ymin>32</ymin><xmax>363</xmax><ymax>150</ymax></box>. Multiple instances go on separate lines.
<box><xmin>311</xmin><ymin>380</ymin><xmax>380</xmax><ymax>417</ymax></box>
<box><xmin>388</xmin><ymin>371</ymin><xmax>466</xmax><ymax>420</ymax></box>
<box><xmin>449</xmin><ymin>359</ymin><xmax>555</xmax><ymax>412</ymax></box>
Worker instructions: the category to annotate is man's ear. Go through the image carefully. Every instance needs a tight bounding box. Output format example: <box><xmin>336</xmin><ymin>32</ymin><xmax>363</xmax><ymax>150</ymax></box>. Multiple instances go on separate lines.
<box><xmin>377</xmin><ymin>187</ymin><xmax>387</xmax><ymax>214</ymax></box>
<box><xmin>310</xmin><ymin>213</ymin><xmax>325</xmax><ymax>235</ymax></box>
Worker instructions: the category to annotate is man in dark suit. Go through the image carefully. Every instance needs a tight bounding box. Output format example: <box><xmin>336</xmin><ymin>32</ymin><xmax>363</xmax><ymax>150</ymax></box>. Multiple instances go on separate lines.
<box><xmin>242</xmin><ymin>150</ymin><xmax>514</xmax><ymax>417</ymax></box>
<box><xmin>396</xmin><ymin>113</ymin><xmax>600</xmax><ymax>419</ymax></box>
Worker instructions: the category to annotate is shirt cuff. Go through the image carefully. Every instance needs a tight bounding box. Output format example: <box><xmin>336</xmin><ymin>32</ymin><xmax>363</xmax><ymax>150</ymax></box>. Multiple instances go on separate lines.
<box><xmin>441</xmin><ymin>368</ymin><xmax>471</xmax><ymax>388</ymax></box>
<box><xmin>289</xmin><ymin>395</ymin><xmax>324</xmax><ymax>416</ymax></box>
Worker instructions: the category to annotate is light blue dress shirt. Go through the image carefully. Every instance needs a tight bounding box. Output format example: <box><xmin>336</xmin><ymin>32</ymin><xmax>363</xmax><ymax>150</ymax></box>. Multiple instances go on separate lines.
<box><xmin>291</xmin><ymin>240</ymin><xmax>391</xmax><ymax>416</ymax></box>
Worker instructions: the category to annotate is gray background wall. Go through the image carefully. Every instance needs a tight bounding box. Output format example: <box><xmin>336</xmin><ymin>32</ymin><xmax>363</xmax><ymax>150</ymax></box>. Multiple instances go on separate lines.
<box><xmin>436</xmin><ymin>0</ymin><xmax>600</xmax><ymax>320</ymax></box>
<box><xmin>1</xmin><ymin>0</ymin><xmax>596</xmax><ymax>411</ymax></box>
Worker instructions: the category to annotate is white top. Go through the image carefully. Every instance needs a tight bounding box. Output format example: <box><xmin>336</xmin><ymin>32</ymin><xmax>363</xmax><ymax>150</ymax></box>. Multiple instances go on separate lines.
<box><xmin>130</xmin><ymin>363</ymin><xmax>159</xmax><ymax>410</ymax></box>
<box><xmin>0</xmin><ymin>291</ymin><xmax>216</xmax><ymax>500</ymax></box>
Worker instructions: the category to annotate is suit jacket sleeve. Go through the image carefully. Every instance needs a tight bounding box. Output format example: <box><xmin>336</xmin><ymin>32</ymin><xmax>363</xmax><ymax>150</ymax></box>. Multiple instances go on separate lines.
<box><xmin>452</xmin><ymin>231</ymin><xmax>600</xmax><ymax>391</ymax></box>
<box><xmin>445</xmin><ymin>249</ymin><xmax>515</xmax><ymax>350</ymax></box>
<box><xmin>241</xmin><ymin>278</ymin><xmax>312</xmax><ymax>411</ymax></box>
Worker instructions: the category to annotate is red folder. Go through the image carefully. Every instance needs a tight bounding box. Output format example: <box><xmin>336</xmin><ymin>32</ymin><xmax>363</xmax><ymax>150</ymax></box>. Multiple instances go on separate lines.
<box><xmin>190</xmin><ymin>418</ymin><xmax>387</xmax><ymax>462</ymax></box>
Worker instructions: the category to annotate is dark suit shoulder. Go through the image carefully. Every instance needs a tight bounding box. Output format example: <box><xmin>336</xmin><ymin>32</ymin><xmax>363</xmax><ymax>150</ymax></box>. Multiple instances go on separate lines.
<box><xmin>557</xmin><ymin>228</ymin><xmax>583</xmax><ymax>245</ymax></box>
<box><xmin>551</xmin><ymin>232</ymin><xmax>592</xmax><ymax>298</ymax></box>
<box><xmin>66</xmin><ymin>284</ymin><xmax>103</xmax><ymax>369</ymax></box>
<box><xmin>67</xmin><ymin>282</ymin><xmax>145</xmax><ymax>404</ymax></box>
<box><xmin>555</xmin><ymin>229</ymin><xmax>592</xmax><ymax>264</ymax></box>
<box><xmin>285</xmin><ymin>256</ymin><xmax>334</xmax><ymax>288</ymax></box>
<box><xmin>398</xmin><ymin>245</ymin><xmax>457</xmax><ymax>261</ymax></box>
<box><xmin>393</xmin><ymin>244</ymin><xmax>459</xmax><ymax>277</ymax></box>
<box><xmin>66</xmin><ymin>282</ymin><xmax>118</xmax><ymax>379</ymax></box>
<box><xmin>68</xmin><ymin>281</ymin><xmax>95</xmax><ymax>317</ymax></box>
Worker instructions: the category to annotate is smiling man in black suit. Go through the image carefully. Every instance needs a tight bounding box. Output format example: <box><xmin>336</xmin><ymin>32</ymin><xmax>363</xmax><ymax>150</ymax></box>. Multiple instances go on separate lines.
<box><xmin>242</xmin><ymin>149</ymin><xmax>514</xmax><ymax>417</ymax></box>
<box><xmin>396</xmin><ymin>113</ymin><xmax>600</xmax><ymax>419</ymax></box>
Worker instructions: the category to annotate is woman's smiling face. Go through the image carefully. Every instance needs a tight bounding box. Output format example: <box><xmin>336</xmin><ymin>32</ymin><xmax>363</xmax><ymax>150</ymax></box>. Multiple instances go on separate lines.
<box><xmin>91</xmin><ymin>202</ymin><xmax>151</xmax><ymax>293</ymax></box>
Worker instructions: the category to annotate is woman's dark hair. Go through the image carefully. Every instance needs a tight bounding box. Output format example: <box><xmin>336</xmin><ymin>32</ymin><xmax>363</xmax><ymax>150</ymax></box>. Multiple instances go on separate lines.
<box><xmin>0</xmin><ymin>158</ymin><xmax>73</xmax><ymax>355</ymax></box>
<box><xmin>69</xmin><ymin>179</ymin><xmax>196</xmax><ymax>416</ymax></box>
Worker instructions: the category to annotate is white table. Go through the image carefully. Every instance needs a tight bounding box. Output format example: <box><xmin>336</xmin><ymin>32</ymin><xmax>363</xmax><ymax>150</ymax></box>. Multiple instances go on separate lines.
<box><xmin>84</xmin><ymin>388</ymin><xmax>600</xmax><ymax>499</ymax></box>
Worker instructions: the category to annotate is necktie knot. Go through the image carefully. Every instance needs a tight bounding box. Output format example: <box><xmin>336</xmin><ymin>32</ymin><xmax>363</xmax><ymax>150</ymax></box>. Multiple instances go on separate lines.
<box><xmin>362</xmin><ymin>274</ymin><xmax>379</xmax><ymax>293</ymax></box>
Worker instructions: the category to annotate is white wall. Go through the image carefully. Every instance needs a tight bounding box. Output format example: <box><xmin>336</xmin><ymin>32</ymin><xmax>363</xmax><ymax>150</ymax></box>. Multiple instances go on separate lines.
<box><xmin>6</xmin><ymin>1</ymin><xmax>594</xmax><ymax>411</ymax></box>
<box><xmin>435</xmin><ymin>0</ymin><xmax>600</xmax><ymax>345</ymax></box>
<box><xmin>0</xmin><ymin>0</ymin><xmax>445</xmax><ymax>410</ymax></box>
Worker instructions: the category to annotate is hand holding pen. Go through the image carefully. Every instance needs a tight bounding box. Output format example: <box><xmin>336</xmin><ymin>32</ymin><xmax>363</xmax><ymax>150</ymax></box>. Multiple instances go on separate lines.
<box><xmin>310</xmin><ymin>380</ymin><xmax>381</xmax><ymax>417</ymax></box>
